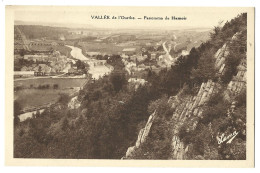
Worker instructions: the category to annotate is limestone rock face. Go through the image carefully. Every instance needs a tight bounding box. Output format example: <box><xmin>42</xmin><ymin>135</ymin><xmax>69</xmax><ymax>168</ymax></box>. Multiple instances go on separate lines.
<box><xmin>215</xmin><ymin>43</ymin><xmax>228</xmax><ymax>70</ymax></box>
<box><xmin>225</xmin><ymin>58</ymin><xmax>247</xmax><ymax>100</ymax></box>
<box><xmin>171</xmin><ymin>135</ymin><xmax>187</xmax><ymax>159</ymax></box>
<box><xmin>123</xmin><ymin>32</ymin><xmax>246</xmax><ymax>160</ymax></box>
<box><xmin>125</xmin><ymin>146</ymin><xmax>136</xmax><ymax>158</ymax></box>
<box><xmin>123</xmin><ymin>111</ymin><xmax>156</xmax><ymax>159</ymax></box>
<box><xmin>169</xmin><ymin>32</ymin><xmax>246</xmax><ymax>159</ymax></box>
<box><xmin>169</xmin><ymin>80</ymin><xmax>220</xmax><ymax>159</ymax></box>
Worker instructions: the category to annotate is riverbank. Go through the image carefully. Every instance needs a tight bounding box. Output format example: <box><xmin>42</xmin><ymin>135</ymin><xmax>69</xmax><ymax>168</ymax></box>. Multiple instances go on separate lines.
<box><xmin>65</xmin><ymin>45</ymin><xmax>113</xmax><ymax>79</ymax></box>
<box><xmin>16</xmin><ymin>44</ymin><xmax>113</xmax><ymax>122</ymax></box>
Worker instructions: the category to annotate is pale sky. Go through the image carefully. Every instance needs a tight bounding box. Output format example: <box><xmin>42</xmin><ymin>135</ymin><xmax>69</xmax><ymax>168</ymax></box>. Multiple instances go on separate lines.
<box><xmin>13</xmin><ymin>6</ymin><xmax>250</xmax><ymax>29</ymax></box>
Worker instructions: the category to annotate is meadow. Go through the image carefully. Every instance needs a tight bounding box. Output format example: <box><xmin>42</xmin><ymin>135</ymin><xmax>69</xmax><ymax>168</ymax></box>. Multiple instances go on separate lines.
<box><xmin>14</xmin><ymin>78</ymin><xmax>88</xmax><ymax>110</ymax></box>
<box><xmin>14</xmin><ymin>89</ymin><xmax>74</xmax><ymax>110</ymax></box>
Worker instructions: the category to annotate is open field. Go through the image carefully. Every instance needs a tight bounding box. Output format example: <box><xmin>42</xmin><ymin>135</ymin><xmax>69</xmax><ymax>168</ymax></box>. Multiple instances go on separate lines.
<box><xmin>53</xmin><ymin>45</ymin><xmax>72</xmax><ymax>56</ymax></box>
<box><xmin>14</xmin><ymin>78</ymin><xmax>88</xmax><ymax>110</ymax></box>
<box><xmin>14</xmin><ymin>88</ymin><xmax>77</xmax><ymax>110</ymax></box>
<box><xmin>79</xmin><ymin>41</ymin><xmax>141</xmax><ymax>54</ymax></box>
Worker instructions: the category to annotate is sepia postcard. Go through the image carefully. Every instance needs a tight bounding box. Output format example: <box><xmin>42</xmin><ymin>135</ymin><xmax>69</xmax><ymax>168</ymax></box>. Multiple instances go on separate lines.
<box><xmin>5</xmin><ymin>6</ymin><xmax>254</xmax><ymax>167</ymax></box>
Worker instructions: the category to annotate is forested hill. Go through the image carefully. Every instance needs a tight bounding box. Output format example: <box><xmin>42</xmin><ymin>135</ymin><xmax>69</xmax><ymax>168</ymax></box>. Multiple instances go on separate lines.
<box><xmin>124</xmin><ymin>13</ymin><xmax>247</xmax><ymax>160</ymax></box>
<box><xmin>14</xmin><ymin>13</ymin><xmax>247</xmax><ymax>160</ymax></box>
<box><xmin>15</xmin><ymin>25</ymin><xmax>70</xmax><ymax>40</ymax></box>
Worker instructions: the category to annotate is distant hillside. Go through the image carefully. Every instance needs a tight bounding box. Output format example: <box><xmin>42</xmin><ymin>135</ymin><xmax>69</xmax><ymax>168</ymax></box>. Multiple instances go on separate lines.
<box><xmin>15</xmin><ymin>25</ymin><xmax>70</xmax><ymax>40</ymax></box>
<box><xmin>15</xmin><ymin>20</ymin><xmax>95</xmax><ymax>29</ymax></box>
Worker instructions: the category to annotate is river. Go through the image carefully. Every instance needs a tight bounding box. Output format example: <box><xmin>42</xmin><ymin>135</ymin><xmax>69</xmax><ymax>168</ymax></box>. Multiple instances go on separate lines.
<box><xmin>17</xmin><ymin>46</ymin><xmax>113</xmax><ymax>122</ymax></box>
<box><xmin>66</xmin><ymin>45</ymin><xmax>89</xmax><ymax>61</ymax></box>
<box><xmin>66</xmin><ymin>45</ymin><xmax>113</xmax><ymax>79</ymax></box>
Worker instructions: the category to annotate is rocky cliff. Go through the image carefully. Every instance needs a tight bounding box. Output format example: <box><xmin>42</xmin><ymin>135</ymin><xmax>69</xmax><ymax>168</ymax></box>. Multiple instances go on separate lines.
<box><xmin>170</xmin><ymin>32</ymin><xmax>246</xmax><ymax>159</ymax></box>
<box><xmin>122</xmin><ymin>110</ymin><xmax>156</xmax><ymax>159</ymax></box>
<box><xmin>123</xmin><ymin>32</ymin><xmax>247</xmax><ymax>159</ymax></box>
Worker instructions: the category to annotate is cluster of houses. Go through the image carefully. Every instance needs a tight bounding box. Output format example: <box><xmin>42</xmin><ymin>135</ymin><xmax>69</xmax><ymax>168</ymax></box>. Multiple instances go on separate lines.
<box><xmin>21</xmin><ymin>64</ymin><xmax>52</xmax><ymax>76</ymax></box>
<box><xmin>15</xmin><ymin>61</ymin><xmax>85</xmax><ymax>78</ymax></box>
<box><xmin>14</xmin><ymin>49</ymin><xmax>84</xmax><ymax>78</ymax></box>
<box><xmin>122</xmin><ymin>57</ymin><xmax>146</xmax><ymax>75</ymax></box>
<box><xmin>157</xmin><ymin>54</ymin><xmax>176</xmax><ymax>68</ymax></box>
<box><xmin>122</xmin><ymin>42</ymin><xmax>179</xmax><ymax>91</ymax></box>
<box><xmin>121</xmin><ymin>47</ymin><xmax>160</xmax><ymax>75</ymax></box>
<box><xmin>122</xmin><ymin>58</ymin><xmax>160</xmax><ymax>76</ymax></box>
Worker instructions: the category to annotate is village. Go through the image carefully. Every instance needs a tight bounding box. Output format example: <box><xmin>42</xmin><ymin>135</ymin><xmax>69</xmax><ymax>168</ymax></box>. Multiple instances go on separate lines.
<box><xmin>13</xmin><ymin>24</ymin><xmax>211</xmax><ymax>122</ymax></box>
<box><xmin>14</xmin><ymin>26</ymin><xmax>175</xmax><ymax>83</ymax></box>
<box><xmin>14</xmin><ymin>35</ymin><xmax>195</xmax><ymax>92</ymax></box>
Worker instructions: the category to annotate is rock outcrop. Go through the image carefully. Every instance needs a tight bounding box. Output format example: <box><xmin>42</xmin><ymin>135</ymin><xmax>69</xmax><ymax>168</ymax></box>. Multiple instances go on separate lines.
<box><xmin>225</xmin><ymin>57</ymin><xmax>247</xmax><ymax>100</ymax></box>
<box><xmin>122</xmin><ymin>111</ymin><xmax>156</xmax><ymax>159</ymax></box>
<box><xmin>123</xmin><ymin>32</ymin><xmax>247</xmax><ymax>160</ymax></box>
<box><xmin>170</xmin><ymin>32</ymin><xmax>246</xmax><ymax>159</ymax></box>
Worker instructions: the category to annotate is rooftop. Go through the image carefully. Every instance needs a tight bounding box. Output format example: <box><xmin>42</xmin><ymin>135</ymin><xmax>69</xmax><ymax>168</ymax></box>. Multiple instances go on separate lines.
<box><xmin>122</xmin><ymin>48</ymin><xmax>136</xmax><ymax>52</ymax></box>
